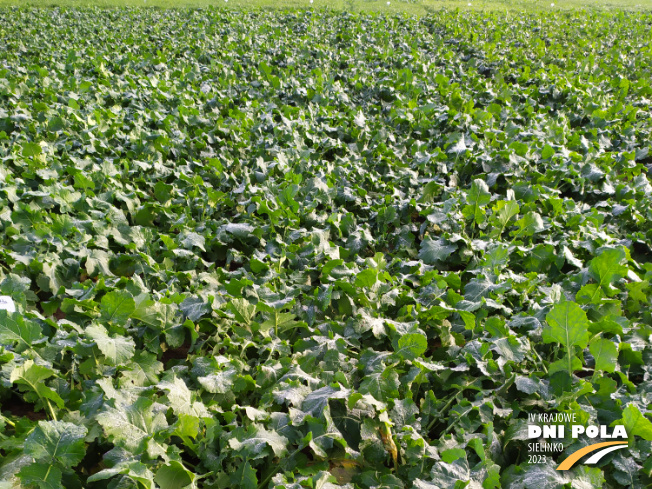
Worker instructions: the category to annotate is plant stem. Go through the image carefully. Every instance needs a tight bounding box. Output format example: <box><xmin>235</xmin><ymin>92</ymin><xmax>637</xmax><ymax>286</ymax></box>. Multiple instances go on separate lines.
<box><xmin>426</xmin><ymin>393</ymin><xmax>458</xmax><ymax>431</ymax></box>
<box><xmin>46</xmin><ymin>399</ymin><xmax>58</xmax><ymax>421</ymax></box>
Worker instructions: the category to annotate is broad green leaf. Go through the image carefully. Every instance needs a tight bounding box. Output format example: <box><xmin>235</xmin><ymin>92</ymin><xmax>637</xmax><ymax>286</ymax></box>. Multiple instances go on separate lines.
<box><xmin>353</xmin><ymin>110</ymin><xmax>366</xmax><ymax>127</ymax></box>
<box><xmin>132</xmin><ymin>299</ymin><xmax>177</xmax><ymax>327</ymax></box>
<box><xmin>100</xmin><ymin>290</ymin><xmax>136</xmax><ymax>325</ymax></box>
<box><xmin>48</xmin><ymin>116</ymin><xmax>65</xmax><ymax>132</ymax></box>
<box><xmin>154</xmin><ymin>461</ymin><xmax>194</xmax><ymax>489</ymax></box>
<box><xmin>512</xmin><ymin>211</ymin><xmax>544</xmax><ymax>237</ymax></box>
<box><xmin>228</xmin><ymin>423</ymin><xmax>289</xmax><ymax>458</ymax></box>
<box><xmin>85</xmin><ymin>249</ymin><xmax>113</xmax><ymax>277</ymax></box>
<box><xmin>158</xmin><ymin>377</ymin><xmax>210</xmax><ymax>417</ymax></box>
<box><xmin>302</xmin><ymin>386</ymin><xmax>350</xmax><ymax>417</ymax></box>
<box><xmin>154</xmin><ymin>181</ymin><xmax>174</xmax><ymax>203</ymax></box>
<box><xmin>500</xmin><ymin>463</ymin><xmax>570</xmax><ymax>489</ymax></box>
<box><xmin>86</xmin><ymin>324</ymin><xmax>135</xmax><ymax>365</ymax></box>
<box><xmin>359</xmin><ymin>369</ymin><xmax>400</xmax><ymax>401</ymax></box>
<box><xmin>10</xmin><ymin>361</ymin><xmax>64</xmax><ymax>410</ymax></box>
<box><xmin>25</xmin><ymin>421</ymin><xmax>87</xmax><ymax>468</ymax></box>
<box><xmin>230</xmin><ymin>461</ymin><xmax>257</xmax><ymax>489</ymax></box>
<box><xmin>514</xmin><ymin>376</ymin><xmax>539</xmax><ymax>394</ymax></box>
<box><xmin>462</xmin><ymin>179</ymin><xmax>491</xmax><ymax>224</ymax></box>
<box><xmin>576</xmin><ymin>284</ymin><xmax>604</xmax><ymax>304</ymax></box>
<box><xmin>543</xmin><ymin>302</ymin><xmax>589</xmax><ymax>350</ymax></box>
<box><xmin>197</xmin><ymin>366</ymin><xmax>238</xmax><ymax>394</ymax></box>
<box><xmin>548</xmin><ymin>355</ymin><xmax>582</xmax><ymax>376</ymax></box>
<box><xmin>18</xmin><ymin>464</ymin><xmax>62</xmax><ymax>489</ymax></box>
<box><xmin>355</xmin><ymin>268</ymin><xmax>378</xmax><ymax>288</ymax></box>
<box><xmin>0</xmin><ymin>311</ymin><xmax>41</xmax><ymax>351</ymax></box>
<box><xmin>588</xmin><ymin>247</ymin><xmax>627</xmax><ymax>296</ymax></box>
<box><xmin>448</xmin><ymin>134</ymin><xmax>467</xmax><ymax>154</ymax></box>
<box><xmin>395</xmin><ymin>333</ymin><xmax>428</xmax><ymax>361</ymax></box>
<box><xmin>464</xmin><ymin>277</ymin><xmax>505</xmax><ymax>302</ymax></box>
<box><xmin>87</xmin><ymin>460</ymin><xmax>155</xmax><ymax>488</ymax></box>
<box><xmin>179</xmin><ymin>297</ymin><xmax>211</xmax><ymax>322</ymax></box>
<box><xmin>22</xmin><ymin>142</ymin><xmax>42</xmax><ymax>157</ymax></box>
<box><xmin>260</xmin><ymin>311</ymin><xmax>305</xmax><ymax>335</ymax></box>
<box><xmin>228</xmin><ymin>298</ymin><xmax>256</xmax><ymax>326</ymax></box>
<box><xmin>179</xmin><ymin>232</ymin><xmax>206</xmax><ymax>251</ymax></box>
<box><xmin>96</xmin><ymin>397</ymin><xmax>168</xmax><ymax>455</ymax></box>
<box><xmin>491</xmin><ymin>200</ymin><xmax>520</xmax><ymax>235</ymax></box>
<box><xmin>74</xmin><ymin>172</ymin><xmax>94</xmax><ymax>191</ymax></box>
<box><xmin>173</xmin><ymin>413</ymin><xmax>201</xmax><ymax>444</ymax></box>
<box><xmin>589</xmin><ymin>338</ymin><xmax>618</xmax><ymax>373</ymax></box>
<box><xmin>617</xmin><ymin>404</ymin><xmax>652</xmax><ymax>441</ymax></box>
<box><xmin>419</xmin><ymin>238</ymin><xmax>457</xmax><ymax>265</ymax></box>
<box><xmin>541</xmin><ymin>144</ymin><xmax>555</xmax><ymax>159</ymax></box>
<box><xmin>223</xmin><ymin>222</ymin><xmax>255</xmax><ymax>238</ymax></box>
<box><xmin>441</xmin><ymin>448</ymin><xmax>466</xmax><ymax>463</ymax></box>
<box><xmin>122</xmin><ymin>351</ymin><xmax>164</xmax><ymax>386</ymax></box>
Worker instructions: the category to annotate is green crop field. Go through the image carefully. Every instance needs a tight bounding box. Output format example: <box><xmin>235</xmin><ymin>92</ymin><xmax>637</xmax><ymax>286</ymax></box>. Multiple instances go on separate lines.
<box><xmin>1</xmin><ymin>5</ymin><xmax>652</xmax><ymax>489</ymax></box>
<box><xmin>2</xmin><ymin>0</ymin><xmax>652</xmax><ymax>12</ymax></box>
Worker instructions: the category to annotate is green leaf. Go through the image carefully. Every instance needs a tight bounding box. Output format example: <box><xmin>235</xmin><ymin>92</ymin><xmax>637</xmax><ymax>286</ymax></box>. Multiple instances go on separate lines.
<box><xmin>359</xmin><ymin>369</ymin><xmax>400</xmax><ymax>401</ymax></box>
<box><xmin>543</xmin><ymin>301</ymin><xmax>590</xmax><ymax>379</ymax></box>
<box><xmin>448</xmin><ymin>134</ymin><xmax>467</xmax><ymax>154</ymax></box>
<box><xmin>353</xmin><ymin>110</ymin><xmax>366</xmax><ymax>127</ymax></box>
<box><xmin>543</xmin><ymin>301</ymin><xmax>589</xmax><ymax>350</ymax></box>
<box><xmin>48</xmin><ymin>116</ymin><xmax>65</xmax><ymax>132</ymax></box>
<box><xmin>441</xmin><ymin>448</ymin><xmax>466</xmax><ymax>463</ymax></box>
<box><xmin>491</xmin><ymin>200</ymin><xmax>520</xmax><ymax>235</ymax></box>
<box><xmin>197</xmin><ymin>365</ymin><xmax>238</xmax><ymax>394</ymax></box>
<box><xmin>617</xmin><ymin>404</ymin><xmax>652</xmax><ymax>441</ymax></box>
<box><xmin>0</xmin><ymin>311</ymin><xmax>41</xmax><ymax>351</ymax></box>
<box><xmin>223</xmin><ymin>222</ymin><xmax>255</xmax><ymax>239</ymax></box>
<box><xmin>179</xmin><ymin>232</ymin><xmax>206</xmax><ymax>251</ymax></box>
<box><xmin>589</xmin><ymin>338</ymin><xmax>618</xmax><ymax>373</ymax></box>
<box><xmin>228</xmin><ymin>298</ymin><xmax>256</xmax><ymax>326</ymax></box>
<box><xmin>462</xmin><ymin>179</ymin><xmax>491</xmax><ymax>224</ymax></box>
<box><xmin>22</xmin><ymin>142</ymin><xmax>42</xmax><ymax>157</ymax></box>
<box><xmin>302</xmin><ymin>385</ymin><xmax>350</xmax><ymax>417</ymax></box>
<box><xmin>10</xmin><ymin>360</ymin><xmax>64</xmax><ymax>410</ymax></box>
<box><xmin>158</xmin><ymin>377</ymin><xmax>209</xmax><ymax>418</ymax></box>
<box><xmin>96</xmin><ymin>397</ymin><xmax>168</xmax><ymax>455</ymax></box>
<box><xmin>541</xmin><ymin>144</ymin><xmax>555</xmax><ymax>159</ymax></box>
<box><xmin>395</xmin><ymin>333</ymin><xmax>428</xmax><ymax>361</ymax></box>
<box><xmin>154</xmin><ymin>181</ymin><xmax>174</xmax><ymax>203</ymax></box>
<box><xmin>154</xmin><ymin>461</ymin><xmax>194</xmax><ymax>489</ymax></box>
<box><xmin>74</xmin><ymin>172</ymin><xmax>95</xmax><ymax>191</ymax></box>
<box><xmin>588</xmin><ymin>247</ymin><xmax>628</xmax><ymax>296</ymax></box>
<box><xmin>512</xmin><ymin>211</ymin><xmax>544</xmax><ymax>237</ymax></box>
<box><xmin>179</xmin><ymin>297</ymin><xmax>211</xmax><ymax>322</ymax></box>
<box><xmin>100</xmin><ymin>290</ymin><xmax>136</xmax><ymax>325</ymax></box>
<box><xmin>500</xmin><ymin>463</ymin><xmax>569</xmax><ymax>489</ymax></box>
<box><xmin>355</xmin><ymin>268</ymin><xmax>378</xmax><ymax>288</ymax></box>
<box><xmin>419</xmin><ymin>238</ymin><xmax>457</xmax><ymax>265</ymax></box>
<box><xmin>25</xmin><ymin>421</ymin><xmax>87</xmax><ymax>468</ymax></box>
<box><xmin>260</xmin><ymin>311</ymin><xmax>305</xmax><ymax>335</ymax></box>
<box><xmin>228</xmin><ymin>423</ymin><xmax>289</xmax><ymax>458</ymax></box>
<box><xmin>230</xmin><ymin>461</ymin><xmax>257</xmax><ymax>489</ymax></box>
<box><xmin>87</xmin><ymin>460</ymin><xmax>155</xmax><ymax>488</ymax></box>
<box><xmin>548</xmin><ymin>355</ymin><xmax>582</xmax><ymax>376</ymax></box>
<box><xmin>18</xmin><ymin>464</ymin><xmax>62</xmax><ymax>489</ymax></box>
<box><xmin>576</xmin><ymin>283</ymin><xmax>604</xmax><ymax>304</ymax></box>
<box><xmin>86</xmin><ymin>324</ymin><xmax>135</xmax><ymax>365</ymax></box>
<box><xmin>122</xmin><ymin>351</ymin><xmax>164</xmax><ymax>386</ymax></box>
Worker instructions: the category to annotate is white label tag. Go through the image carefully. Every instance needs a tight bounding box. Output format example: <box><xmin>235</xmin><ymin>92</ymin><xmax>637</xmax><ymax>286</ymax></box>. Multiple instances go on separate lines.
<box><xmin>0</xmin><ymin>296</ymin><xmax>16</xmax><ymax>313</ymax></box>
